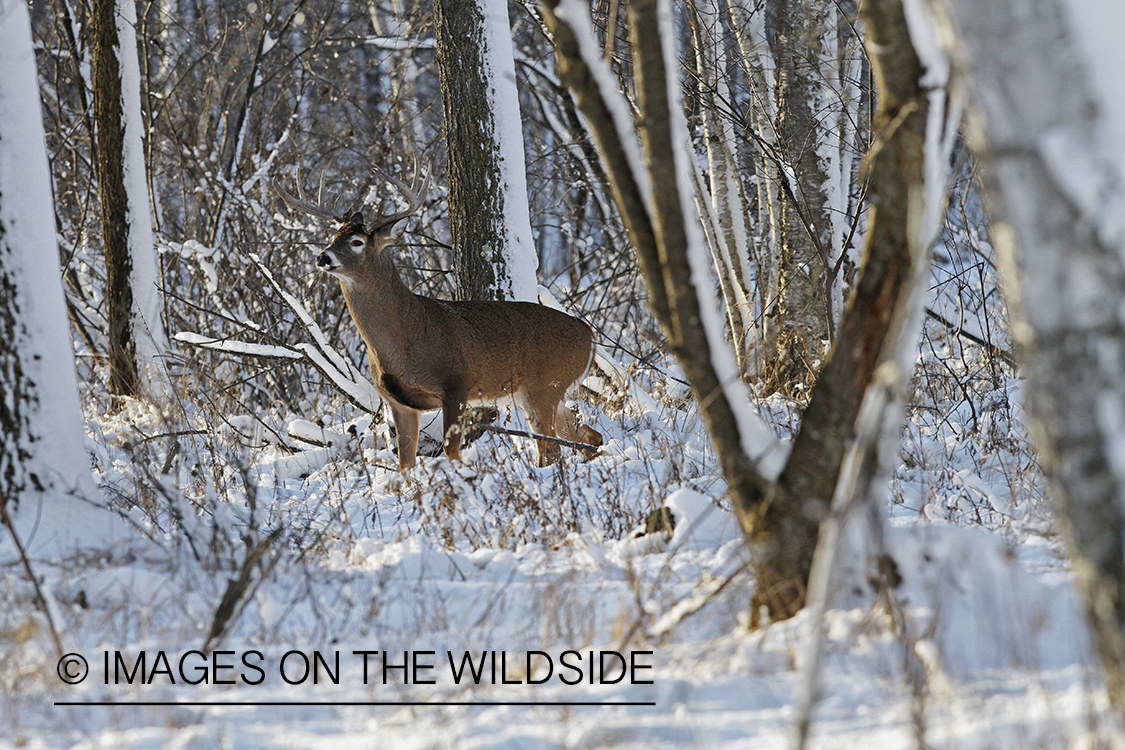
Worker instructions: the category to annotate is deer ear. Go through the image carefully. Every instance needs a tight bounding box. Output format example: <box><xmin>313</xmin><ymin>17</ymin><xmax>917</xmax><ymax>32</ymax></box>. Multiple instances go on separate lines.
<box><xmin>386</xmin><ymin>218</ymin><xmax>406</xmax><ymax>239</ymax></box>
<box><xmin>350</xmin><ymin>212</ymin><xmax>364</xmax><ymax>226</ymax></box>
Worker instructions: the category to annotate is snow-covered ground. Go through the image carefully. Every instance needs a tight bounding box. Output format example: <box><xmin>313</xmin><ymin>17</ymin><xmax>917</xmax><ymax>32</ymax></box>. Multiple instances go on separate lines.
<box><xmin>4</xmin><ymin>373</ymin><xmax>1122</xmax><ymax>749</ymax></box>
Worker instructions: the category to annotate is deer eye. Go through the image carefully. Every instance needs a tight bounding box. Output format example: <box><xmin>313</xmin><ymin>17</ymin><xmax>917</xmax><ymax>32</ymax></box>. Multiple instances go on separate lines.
<box><xmin>350</xmin><ymin>238</ymin><xmax>364</xmax><ymax>248</ymax></box>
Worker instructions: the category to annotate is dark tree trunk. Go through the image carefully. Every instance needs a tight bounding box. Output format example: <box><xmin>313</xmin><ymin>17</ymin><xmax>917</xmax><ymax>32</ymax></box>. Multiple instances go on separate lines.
<box><xmin>434</xmin><ymin>0</ymin><xmax>515</xmax><ymax>302</ymax></box>
<box><xmin>91</xmin><ymin>0</ymin><xmax>140</xmax><ymax>397</ymax></box>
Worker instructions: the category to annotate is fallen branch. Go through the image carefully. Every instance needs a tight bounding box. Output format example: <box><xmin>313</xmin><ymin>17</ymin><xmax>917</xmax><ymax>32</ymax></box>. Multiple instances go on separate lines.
<box><xmin>924</xmin><ymin>307</ymin><xmax>1015</xmax><ymax>367</ymax></box>
<box><xmin>475</xmin><ymin>423</ymin><xmax>602</xmax><ymax>455</ymax></box>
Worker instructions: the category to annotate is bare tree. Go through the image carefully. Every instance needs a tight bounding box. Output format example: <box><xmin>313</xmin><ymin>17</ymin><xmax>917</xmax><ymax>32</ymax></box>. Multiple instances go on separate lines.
<box><xmin>758</xmin><ymin>0</ymin><xmax>835</xmax><ymax>390</ymax></box>
<box><xmin>434</xmin><ymin>0</ymin><xmax>538</xmax><ymax>302</ymax></box>
<box><xmin>90</xmin><ymin>0</ymin><xmax>164</xmax><ymax>398</ymax></box>
<box><xmin>715</xmin><ymin>0</ymin><xmax>868</xmax><ymax>394</ymax></box>
<box><xmin>689</xmin><ymin>0</ymin><xmax>758</xmax><ymax>376</ymax></box>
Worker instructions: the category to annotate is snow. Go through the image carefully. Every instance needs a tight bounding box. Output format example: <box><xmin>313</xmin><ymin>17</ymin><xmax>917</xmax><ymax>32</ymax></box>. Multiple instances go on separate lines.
<box><xmin>4</xmin><ymin>401</ymin><xmax>1116</xmax><ymax>747</ymax></box>
<box><xmin>173</xmin><ymin>254</ymin><xmax>383</xmax><ymax>414</ymax></box>
<box><xmin>172</xmin><ymin>332</ymin><xmax>303</xmax><ymax>360</ymax></box>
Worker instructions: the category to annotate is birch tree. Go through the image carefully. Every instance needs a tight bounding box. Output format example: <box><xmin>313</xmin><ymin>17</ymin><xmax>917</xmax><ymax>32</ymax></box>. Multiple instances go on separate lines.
<box><xmin>689</xmin><ymin>0</ymin><xmax>758</xmax><ymax>376</ymax></box>
<box><xmin>0</xmin><ymin>0</ymin><xmax>94</xmax><ymax>514</ymax></box>
<box><xmin>434</xmin><ymin>0</ymin><xmax>538</xmax><ymax>302</ymax></box>
<box><xmin>90</xmin><ymin>0</ymin><xmax>165</xmax><ymax>398</ymax></box>
<box><xmin>715</xmin><ymin>0</ymin><xmax>866</xmax><ymax>393</ymax></box>
<box><xmin>758</xmin><ymin>0</ymin><xmax>834</xmax><ymax>390</ymax></box>
<box><xmin>929</xmin><ymin>0</ymin><xmax>1125</xmax><ymax>718</ymax></box>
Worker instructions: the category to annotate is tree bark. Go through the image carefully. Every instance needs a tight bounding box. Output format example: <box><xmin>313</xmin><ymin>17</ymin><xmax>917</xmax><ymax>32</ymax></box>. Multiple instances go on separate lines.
<box><xmin>434</xmin><ymin>0</ymin><xmax>537</xmax><ymax>302</ymax></box>
<box><xmin>91</xmin><ymin>0</ymin><xmax>141</xmax><ymax>397</ymax></box>
<box><xmin>746</xmin><ymin>0</ymin><xmax>931</xmax><ymax>623</ymax></box>
<box><xmin>690</xmin><ymin>0</ymin><xmax>758</xmax><ymax>376</ymax></box>
<box><xmin>759</xmin><ymin>0</ymin><xmax>835</xmax><ymax>394</ymax></box>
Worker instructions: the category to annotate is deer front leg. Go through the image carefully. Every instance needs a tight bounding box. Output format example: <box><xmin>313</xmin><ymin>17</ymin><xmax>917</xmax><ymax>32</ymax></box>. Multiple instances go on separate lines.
<box><xmin>390</xmin><ymin>404</ymin><xmax>421</xmax><ymax>471</ymax></box>
<box><xmin>441</xmin><ymin>390</ymin><xmax>468</xmax><ymax>462</ymax></box>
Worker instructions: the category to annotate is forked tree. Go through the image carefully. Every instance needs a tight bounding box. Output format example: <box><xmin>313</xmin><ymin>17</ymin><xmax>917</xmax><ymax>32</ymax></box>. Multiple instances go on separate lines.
<box><xmin>543</xmin><ymin>0</ymin><xmax>951</xmax><ymax>623</ymax></box>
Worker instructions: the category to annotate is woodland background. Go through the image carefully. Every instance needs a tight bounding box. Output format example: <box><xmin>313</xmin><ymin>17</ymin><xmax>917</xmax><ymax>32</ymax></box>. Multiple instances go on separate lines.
<box><xmin>3</xmin><ymin>0</ymin><xmax>1125</xmax><ymax>746</ymax></box>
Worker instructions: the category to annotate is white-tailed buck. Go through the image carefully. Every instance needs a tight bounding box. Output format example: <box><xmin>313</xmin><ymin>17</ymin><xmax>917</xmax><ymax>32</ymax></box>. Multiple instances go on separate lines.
<box><xmin>272</xmin><ymin>165</ymin><xmax>602</xmax><ymax>470</ymax></box>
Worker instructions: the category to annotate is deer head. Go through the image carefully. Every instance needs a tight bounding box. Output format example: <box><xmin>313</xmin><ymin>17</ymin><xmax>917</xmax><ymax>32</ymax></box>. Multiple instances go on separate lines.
<box><xmin>272</xmin><ymin>165</ymin><xmax>430</xmax><ymax>282</ymax></box>
<box><xmin>273</xmin><ymin>163</ymin><xmax>602</xmax><ymax>471</ymax></box>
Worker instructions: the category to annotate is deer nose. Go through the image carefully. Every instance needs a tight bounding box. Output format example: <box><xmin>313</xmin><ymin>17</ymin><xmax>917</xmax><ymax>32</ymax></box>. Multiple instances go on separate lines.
<box><xmin>316</xmin><ymin>251</ymin><xmax>335</xmax><ymax>269</ymax></box>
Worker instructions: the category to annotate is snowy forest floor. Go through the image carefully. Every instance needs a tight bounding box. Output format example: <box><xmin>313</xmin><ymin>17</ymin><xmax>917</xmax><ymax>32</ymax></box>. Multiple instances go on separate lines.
<box><xmin>3</xmin><ymin>353</ymin><xmax>1124</xmax><ymax>749</ymax></box>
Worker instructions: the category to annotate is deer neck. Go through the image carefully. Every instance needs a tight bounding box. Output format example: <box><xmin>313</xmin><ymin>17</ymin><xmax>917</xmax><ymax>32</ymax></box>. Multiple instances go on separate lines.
<box><xmin>336</xmin><ymin>255</ymin><xmax>419</xmax><ymax>370</ymax></box>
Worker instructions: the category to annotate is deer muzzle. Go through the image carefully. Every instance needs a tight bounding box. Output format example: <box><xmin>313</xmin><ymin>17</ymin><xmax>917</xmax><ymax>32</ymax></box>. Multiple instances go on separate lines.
<box><xmin>316</xmin><ymin>251</ymin><xmax>337</xmax><ymax>270</ymax></box>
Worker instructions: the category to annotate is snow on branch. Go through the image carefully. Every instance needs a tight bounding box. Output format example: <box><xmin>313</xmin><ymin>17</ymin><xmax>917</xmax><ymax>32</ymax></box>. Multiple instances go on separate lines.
<box><xmin>172</xmin><ymin>332</ymin><xmax>302</xmax><ymax>361</ymax></box>
<box><xmin>173</xmin><ymin>251</ymin><xmax>382</xmax><ymax>414</ymax></box>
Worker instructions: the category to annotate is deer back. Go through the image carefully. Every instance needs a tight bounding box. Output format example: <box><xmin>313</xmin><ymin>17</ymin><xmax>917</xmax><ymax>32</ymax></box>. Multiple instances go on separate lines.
<box><xmin>431</xmin><ymin>299</ymin><xmax>595</xmax><ymax>402</ymax></box>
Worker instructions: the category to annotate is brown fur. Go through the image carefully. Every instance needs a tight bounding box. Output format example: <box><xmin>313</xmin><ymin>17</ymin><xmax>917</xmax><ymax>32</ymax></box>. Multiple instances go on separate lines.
<box><xmin>320</xmin><ymin>219</ymin><xmax>600</xmax><ymax>470</ymax></box>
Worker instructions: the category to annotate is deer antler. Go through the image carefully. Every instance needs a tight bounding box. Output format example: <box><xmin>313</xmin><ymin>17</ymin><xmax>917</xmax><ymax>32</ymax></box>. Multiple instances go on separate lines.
<box><xmin>271</xmin><ymin>171</ymin><xmax>351</xmax><ymax>224</ymax></box>
<box><xmin>368</xmin><ymin>158</ymin><xmax>431</xmax><ymax>230</ymax></box>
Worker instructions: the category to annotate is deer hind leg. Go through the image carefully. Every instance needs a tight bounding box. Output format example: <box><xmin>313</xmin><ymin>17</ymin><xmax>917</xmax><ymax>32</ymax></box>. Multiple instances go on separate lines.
<box><xmin>391</xmin><ymin>405</ymin><xmax>421</xmax><ymax>471</ymax></box>
<box><xmin>555</xmin><ymin>401</ymin><xmax>603</xmax><ymax>459</ymax></box>
<box><xmin>518</xmin><ymin>388</ymin><xmax>562</xmax><ymax>467</ymax></box>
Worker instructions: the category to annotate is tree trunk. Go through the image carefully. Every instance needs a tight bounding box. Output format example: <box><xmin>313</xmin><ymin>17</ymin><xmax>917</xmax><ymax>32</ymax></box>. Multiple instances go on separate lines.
<box><xmin>746</xmin><ymin>0</ymin><xmax>932</xmax><ymax>623</ymax></box>
<box><xmin>690</xmin><ymin>0</ymin><xmax>758</xmax><ymax>376</ymax></box>
<box><xmin>726</xmin><ymin>0</ymin><xmax>786</xmax><ymax>380</ymax></box>
<box><xmin>434</xmin><ymin>0</ymin><xmax>538</xmax><ymax>302</ymax></box>
<box><xmin>542</xmin><ymin>0</ymin><xmax>782</xmax><ymax>537</ymax></box>
<box><xmin>91</xmin><ymin>0</ymin><xmax>163</xmax><ymax>398</ymax></box>
<box><xmin>0</xmin><ymin>0</ymin><xmax>93</xmax><ymax>512</ymax></box>
<box><xmin>759</xmin><ymin>0</ymin><xmax>835</xmax><ymax>394</ymax></box>
<box><xmin>933</xmin><ymin>0</ymin><xmax>1125</xmax><ymax>718</ymax></box>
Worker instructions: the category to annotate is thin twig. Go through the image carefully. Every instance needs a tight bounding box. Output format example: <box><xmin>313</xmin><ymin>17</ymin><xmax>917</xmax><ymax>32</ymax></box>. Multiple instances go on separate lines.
<box><xmin>0</xmin><ymin>490</ymin><xmax>65</xmax><ymax>660</ymax></box>
<box><xmin>131</xmin><ymin>428</ymin><xmax>210</xmax><ymax>445</ymax></box>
